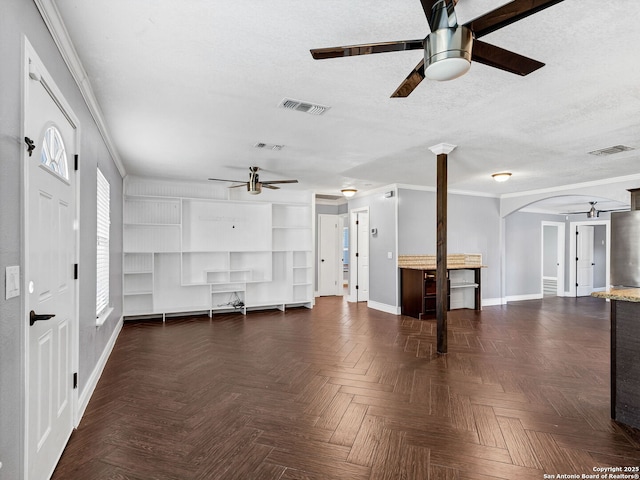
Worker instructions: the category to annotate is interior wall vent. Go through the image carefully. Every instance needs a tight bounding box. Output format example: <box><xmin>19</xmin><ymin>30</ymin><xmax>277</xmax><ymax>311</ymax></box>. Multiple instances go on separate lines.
<box><xmin>279</xmin><ymin>98</ymin><xmax>330</xmax><ymax>115</ymax></box>
<box><xmin>254</xmin><ymin>142</ymin><xmax>284</xmax><ymax>150</ymax></box>
<box><xmin>588</xmin><ymin>145</ymin><xmax>635</xmax><ymax>156</ymax></box>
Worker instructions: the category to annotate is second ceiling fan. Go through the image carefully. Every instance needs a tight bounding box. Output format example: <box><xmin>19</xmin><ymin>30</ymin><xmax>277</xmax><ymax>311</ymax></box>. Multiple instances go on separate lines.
<box><xmin>209</xmin><ymin>166</ymin><xmax>298</xmax><ymax>195</ymax></box>
<box><xmin>310</xmin><ymin>0</ymin><xmax>565</xmax><ymax>97</ymax></box>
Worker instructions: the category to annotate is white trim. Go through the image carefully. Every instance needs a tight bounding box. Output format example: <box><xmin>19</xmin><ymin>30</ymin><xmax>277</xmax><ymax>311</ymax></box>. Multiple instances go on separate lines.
<box><xmin>367</xmin><ymin>300</ymin><xmax>401</xmax><ymax>315</ymax></box>
<box><xmin>429</xmin><ymin>143</ymin><xmax>457</xmax><ymax>155</ymax></box>
<box><xmin>31</xmin><ymin>0</ymin><xmax>126</xmax><ymax>177</ymax></box>
<box><xmin>481</xmin><ymin>297</ymin><xmax>506</xmax><ymax>306</ymax></box>
<box><xmin>568</xmin><ymin>219</ymin><xmax>610</xmax><ymax>297</ymax></box>
<box><xmin>501</xmin><ymin>172</ymin><xmax>640</xmax><ymax>200</ymax></box>
<box><xmin>349</xmin><ymin>206</ymin><xmax>370</xmax><ymax>302</ymax></box>
<box><xmin>541</xmin><ymin>221</ymin><xmax>566</xmax><ymax>298</ymax></box>
<box><xmin>95</xmin><ymin>307</ymin><xmax>114</xmax><ymax>327</ymax></box>
<box><xmin>395</xmin><ymin>183</ymin><xmax>500</xmax><ymax>198</ymax></box>
<box><xmin>506</xmin><ymin>293</ymin><xmax>543</xmax><ymax>302</ymax></box>
<box><xmin>77</xmin><ymin>316</ymin><xmax>123</xmax><ymax>424</ymax></box>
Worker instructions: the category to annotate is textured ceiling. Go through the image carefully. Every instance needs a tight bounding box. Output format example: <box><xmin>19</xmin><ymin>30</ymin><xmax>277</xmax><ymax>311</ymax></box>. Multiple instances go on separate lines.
<box><xmin>51</xmin><ymin>0</ymin><xmax>640</xmax><ymax>206</ymax></box>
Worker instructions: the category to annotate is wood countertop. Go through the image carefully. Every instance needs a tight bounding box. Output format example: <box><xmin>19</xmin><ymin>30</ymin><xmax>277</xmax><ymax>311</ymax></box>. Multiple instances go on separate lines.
<box><xmin>592</xmin><ymin>288</ymin><xmax>640</xmax><ymax>302</ymax></box>
<box><xmin>399</xmin><ymin>264</ymin><xmax>487</xmax><ymax>270</ymax></box>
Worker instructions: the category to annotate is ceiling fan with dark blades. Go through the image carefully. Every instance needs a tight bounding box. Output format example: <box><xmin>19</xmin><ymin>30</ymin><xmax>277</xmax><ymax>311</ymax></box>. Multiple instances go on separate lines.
<box><xmin>563</xmin><ymin>201</ymin><xmax>628</xmax><ymax>218</ymax></box>
<box><xmin>310</xmin><ymin>0</ymin><xmax>564</xmax><ymax>97</ymax></box>
<box><xmin>208</xmin><ymin>166</ymin><xmax>298</xmax><ymax>195</ymax></box>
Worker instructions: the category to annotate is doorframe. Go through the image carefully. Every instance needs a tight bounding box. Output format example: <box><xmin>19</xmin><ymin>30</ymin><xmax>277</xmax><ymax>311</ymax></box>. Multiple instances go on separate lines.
<box><xmin>317</xmin><ymin>214</ymin><xmax>344</xmax><ymax>296</ymax></box>
<box><xmin>348</xmin><ymin>207</ymin><xmax>369</xmax><ymax>302</ymax></box>
<box><xmin>568</xmin><ymin>219</ymin><xmax>610</xmax><ymax>297</ymax></box>
<box><xmin>21</xmin><ymin>37</ymin><xmax>81</xmax><ymax>477</ymax></box>
<box><xmin>540</xmin><ymin>221</ymin><xmax>565</xmax><ymax>297</ymax></box>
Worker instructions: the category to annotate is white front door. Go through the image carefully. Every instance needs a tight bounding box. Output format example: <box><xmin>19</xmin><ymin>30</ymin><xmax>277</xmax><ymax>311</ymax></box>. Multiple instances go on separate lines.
<box><xmin>350</xmin><ymin>210</ymin><xmax>369</xmax><ymax>302</ymax></box>
<box><xmin>25</xmin><ymin>46</ymin><xmax>78</xmax><ymax>480</ymax></box>
<box><xmin>318</xmin><ymin>214</ymin><xmax>342</xmax><ymax>296</ymax></box>
<box><xmin>576</xmin><ymin>225</ymin><xmax>595</xmax><ymax>296</ymax></box>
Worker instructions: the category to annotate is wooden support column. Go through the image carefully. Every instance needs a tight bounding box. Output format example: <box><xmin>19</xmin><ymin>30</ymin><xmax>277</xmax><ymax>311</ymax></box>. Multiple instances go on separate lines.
<box><xmin>429</xmin><ymin>143</ymin><xmax>456</xmax><ymax>355</ymax></box>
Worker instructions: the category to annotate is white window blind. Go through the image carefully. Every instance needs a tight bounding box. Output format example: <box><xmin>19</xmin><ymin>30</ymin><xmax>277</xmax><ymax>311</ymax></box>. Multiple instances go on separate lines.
<box><xmin>96</xmin><ymin>168</ymin><xmax>110</xmax><ymax>317</ymax></box>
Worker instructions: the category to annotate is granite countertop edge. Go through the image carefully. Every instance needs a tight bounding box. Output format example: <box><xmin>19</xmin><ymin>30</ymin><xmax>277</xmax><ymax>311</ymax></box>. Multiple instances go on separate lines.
<box><xmin>592</xmin><ymin>288</ymin><xmax>640</xmax><ymax>302</ymax></box>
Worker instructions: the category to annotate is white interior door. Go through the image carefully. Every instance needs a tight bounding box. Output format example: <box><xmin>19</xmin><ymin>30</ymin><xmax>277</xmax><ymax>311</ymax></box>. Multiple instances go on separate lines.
<box><xmin>318</xmin><ymin>214</ymin><xmax>342</xmax><ymax>296</ymax></box>
<box><xmin>576</xmin><ymin>225</ymin><xmax>595</xmax><ymax>296</ymax></box>
<box><xmin>350</xmin><ymin>210</ymin><xmax>369</xmax><ymax>302</ymax></box>
<box><xmin>25</xmin><ymin>51</ymin><xmax>78</xmax><ymax>480</ymax></box>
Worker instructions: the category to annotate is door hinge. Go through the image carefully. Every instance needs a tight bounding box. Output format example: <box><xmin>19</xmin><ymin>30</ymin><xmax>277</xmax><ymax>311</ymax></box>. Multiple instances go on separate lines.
<box><xmin>356</xmin><ymin>285</ymin><xmax>359</xmax><ymax>290</ymax></box>
<box><xmin>74</xmin><ymin>263</ymin><xmax>78</xmax><ymax>280</ymax></box>
<box><xmin>356</xmin><ymin>220</ymin><xmax>359</xmax><ymax>225</ymax></box>
<box><xmin>74</xmin><ymin>154</ymin><xmax>79</xmax><ymax>171</ymax></box>
<box><xmin>355</xmin><ymin>252</ymin><xmax>359</xmax><ymax>257</ymax></box>
<box><xmin>575</xmin><ymin>283</ymin><xmax>579</xmax><ymax>287</ymax></box>
<box><xmin>73</xmin><ymin>372</ymin><xmax>78</xmax><ymax>389</ymax></box>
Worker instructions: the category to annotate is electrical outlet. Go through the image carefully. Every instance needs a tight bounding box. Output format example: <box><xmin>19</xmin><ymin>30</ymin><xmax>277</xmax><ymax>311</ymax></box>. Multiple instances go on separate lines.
<box><xmin>387</xmin><ymin>252</ymin><xmax>393</xmax><ymax>259</ymax></box>
<box><xmin>6</xmin><ymin>266</ymin><xmax>20</xmax><ymax>299</ymax></box>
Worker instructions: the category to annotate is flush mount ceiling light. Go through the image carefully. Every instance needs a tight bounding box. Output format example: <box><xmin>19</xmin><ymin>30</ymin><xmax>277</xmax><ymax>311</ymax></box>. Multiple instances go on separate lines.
<box><xmin>341</xmin><ymin>188</ymin><xmax>357</xmax><ymax>198</ymax></box>
<box><xmin>492</xmin><ymin>172</ymin><xmax>512</xmax><ymax>182</ymax></box>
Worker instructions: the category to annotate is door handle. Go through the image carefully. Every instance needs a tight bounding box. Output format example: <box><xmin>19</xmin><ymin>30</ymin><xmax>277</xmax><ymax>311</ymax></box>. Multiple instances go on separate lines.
<box><xmin>321</xmin><ymin>259</ymin><xmax>325</xmax><ymax>262</ymax></box>
<box><xmin>30</xmin><ymin>310</ymin><xmax>55</xmax><ymax>326</ymax></box>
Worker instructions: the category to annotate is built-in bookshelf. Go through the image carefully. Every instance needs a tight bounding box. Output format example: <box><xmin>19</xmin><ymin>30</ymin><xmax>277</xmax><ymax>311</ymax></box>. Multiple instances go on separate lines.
<box><xmin>122</xmin><ymin>177</ymin><xmax>314</xmax><ymax>319</ymax></box>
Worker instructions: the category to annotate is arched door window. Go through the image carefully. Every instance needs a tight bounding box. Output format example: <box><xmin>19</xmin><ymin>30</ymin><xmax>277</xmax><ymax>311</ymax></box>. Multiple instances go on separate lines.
<box><xmin>40</xmin><ymin>125</ymin><xmax>69</xmax><ymax>180</ymax></box>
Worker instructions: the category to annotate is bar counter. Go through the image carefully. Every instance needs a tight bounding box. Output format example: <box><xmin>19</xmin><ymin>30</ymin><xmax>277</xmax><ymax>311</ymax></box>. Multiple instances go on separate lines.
<box><xmin>592</xmin><ymin>288</ymin><xmax>640</xmax><ymax>429</ymax></box>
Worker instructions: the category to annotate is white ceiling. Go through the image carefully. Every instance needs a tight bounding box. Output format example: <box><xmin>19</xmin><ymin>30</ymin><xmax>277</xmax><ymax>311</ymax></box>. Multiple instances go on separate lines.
<box><xmin>49</xmin><ymin>0</ymin><xmax>640</xmax><ymax>207</ymax></box>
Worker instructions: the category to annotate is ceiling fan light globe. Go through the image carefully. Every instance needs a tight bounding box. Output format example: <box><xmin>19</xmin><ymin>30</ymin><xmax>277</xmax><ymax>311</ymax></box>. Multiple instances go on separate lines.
<box><xmin>424</xmin><ymin>27</ymin><xmax>473</xmax><ymax>81</ymax></box>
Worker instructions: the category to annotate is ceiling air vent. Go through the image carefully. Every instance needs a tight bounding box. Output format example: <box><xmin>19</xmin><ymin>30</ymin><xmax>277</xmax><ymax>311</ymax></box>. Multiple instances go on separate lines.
<box><xmin>279</xmin><ymin>98</ymin><xmax>330</xmax><ymax>116</ymax></box>
<box><xmin>254</xmin><ymin>142</ymin><xmax>284</xmax><ymax>150</ymax></box>
<box><xmin>588</xmin><ymin>145</ymin><xmax>635</xmax><ymax>156</ymax></box>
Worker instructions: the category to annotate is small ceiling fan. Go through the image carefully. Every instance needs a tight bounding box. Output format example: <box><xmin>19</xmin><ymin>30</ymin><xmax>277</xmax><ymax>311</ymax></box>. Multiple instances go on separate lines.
<box><xmin>208</xmin><ymin>166</ymin><xmax>298</xmax><ymax>195</ymax></box>
<box><xmin>310</xmin><ymin>0</ymin><xmax>564</xmax><ymax>97</ymax></box>
<box><xmin>564</xmin><ymin>202</ymin><xmax>628</xmax><ymax>219</ymax></box>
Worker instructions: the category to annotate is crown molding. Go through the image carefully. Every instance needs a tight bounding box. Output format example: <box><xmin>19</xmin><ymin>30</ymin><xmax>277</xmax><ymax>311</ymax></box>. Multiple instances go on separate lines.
<box><xmin>501</xmin><ymin>172</ymin><xmax>640</xmax><ymax>199</ymax></box>
<box><xmin>33</xmin><ymin>0</ymin><xmax>126</xmax><ymax>177</ymax></box>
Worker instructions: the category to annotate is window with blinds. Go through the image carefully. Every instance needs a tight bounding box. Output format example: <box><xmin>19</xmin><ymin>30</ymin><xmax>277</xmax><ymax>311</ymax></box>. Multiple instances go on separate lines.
<box><xmin>96</xmin><ymin>168</ymin><xmax>110</xmax><ymax>317</ymax></box>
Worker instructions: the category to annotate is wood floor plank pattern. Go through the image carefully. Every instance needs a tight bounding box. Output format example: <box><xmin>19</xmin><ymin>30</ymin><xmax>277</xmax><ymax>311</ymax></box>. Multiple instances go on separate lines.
<box><xmin>53</xmin><ymin>296</ymin><xmax>640</xmax><ymax>479</ymax></box>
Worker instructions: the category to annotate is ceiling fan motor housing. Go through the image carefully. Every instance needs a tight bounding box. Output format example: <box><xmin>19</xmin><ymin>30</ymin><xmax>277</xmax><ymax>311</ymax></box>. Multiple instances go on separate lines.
<box><xmin>424</xmin><ymin>26</ymin><xmax>473</xmax><ymax>81</ymax></box>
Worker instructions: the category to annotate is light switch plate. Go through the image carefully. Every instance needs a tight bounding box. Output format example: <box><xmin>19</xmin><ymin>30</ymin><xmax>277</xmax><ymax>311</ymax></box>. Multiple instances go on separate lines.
<box><xmin>6</xmin><ymin>266</ymin><xmax>20</xmax><ymax>299</ymax></box>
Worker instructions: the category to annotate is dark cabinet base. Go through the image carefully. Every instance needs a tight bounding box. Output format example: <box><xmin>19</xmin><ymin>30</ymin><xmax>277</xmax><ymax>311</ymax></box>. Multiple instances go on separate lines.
<box><xmin>400</xmin><ymin>268</ymin><xmax>480</xmax><ymax>319</ymax></box>
<box><xmin>611</xmin><ymin>300</ymin><xmax>640</xmax><ymax>429</ymax></box>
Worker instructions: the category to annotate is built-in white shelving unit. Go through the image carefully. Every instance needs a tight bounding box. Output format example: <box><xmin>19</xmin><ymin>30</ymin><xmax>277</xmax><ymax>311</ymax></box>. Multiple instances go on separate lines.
<box><xmin>122</xmin><ymin>177</ymin><xmax>314</xmax><ymax>319</ymax></box>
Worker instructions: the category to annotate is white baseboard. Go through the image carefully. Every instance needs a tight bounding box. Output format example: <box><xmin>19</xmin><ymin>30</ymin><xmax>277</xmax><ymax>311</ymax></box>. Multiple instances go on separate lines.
<box><xmin>76</xmin><ymin>316</ymin><xmax>123</xmax><ymax>423</ymax></box>
<box><xmin>506</xmin><ymin>293</ymin><xmax>543</xmax><ymax>302</ymax></box>
<box><xmin>481</xmin><ymin>297</ymin><xmax>506</xmax><ymax>307</ymax></box>
<box><xmin>368</xmin><ymin>300</ymin><xmax>401</xmax><ymax>315</ymax></box>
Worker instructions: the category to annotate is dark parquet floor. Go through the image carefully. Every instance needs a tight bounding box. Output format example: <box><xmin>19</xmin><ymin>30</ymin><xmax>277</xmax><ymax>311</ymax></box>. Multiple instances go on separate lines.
<box><xmin>53</xmin><ymin>296</ymin><xmax>640</xmax><ymax>479</ymax></box>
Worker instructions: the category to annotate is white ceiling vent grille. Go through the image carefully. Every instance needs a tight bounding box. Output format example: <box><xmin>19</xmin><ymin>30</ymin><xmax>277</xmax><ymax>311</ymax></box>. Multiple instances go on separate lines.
<box><xmin>588</xmin><ymin>145</ymin><xmax>635</xmax><ymax>156</ymax></box>
<box><xmin>254</xmin><ymin>142</ymin><xmax>284</xmax><ymax>150</ymax></box>
<box><xmin>279</xmin><ymin>98</ymin><xmax>330</xmax><ymax>115</ymax></box>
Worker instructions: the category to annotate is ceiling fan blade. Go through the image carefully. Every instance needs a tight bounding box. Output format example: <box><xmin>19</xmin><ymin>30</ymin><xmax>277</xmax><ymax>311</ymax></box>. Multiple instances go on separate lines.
<box><xmin>391</xmin><ymin>59</ymin><xmax>425</xmax><ymax>98</ymax></box>
<box><xmin>263</xmin><ymin>184</ymin><xmax>280</xmax><ymax>190</ymax></box>
<box><xmin>261</xmin><ymin>179</ymin><xmax>299</xmax><ymax>185</ymax></box>
<box><xmin>419</xmin><ymin>0</ymin><xmax>440</xmax><ymax>27</ymax></box>
<box><xmin>465</xmin><ymin>0</ymin><xmax>565</xmax><ymax>39</ymax></box>
<box><xmin>471</xmin><ymin>40</ymin><xmax>544</xmax><ymax>76</ymax></box>
<box><xmin>310</xmin><ymin>40</ymin><xmax>423</xmax><ymax>60</ymax></box>
<box><xmin>229</xmin><ymin>183</ymin><xmax>248</xmax><ymax>189</ymax></box>
<box><xmin>208</xmin><ymin>178</ymin><xmax>244</xmax><ymax>183</ymax></box>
